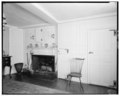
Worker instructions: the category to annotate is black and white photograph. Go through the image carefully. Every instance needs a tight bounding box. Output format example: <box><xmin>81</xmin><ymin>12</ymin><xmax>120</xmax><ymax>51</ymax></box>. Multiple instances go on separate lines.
<box><xmin>2</xmin><ymin>1</ymin><xmax>118</xmax><ymax>94</ymax></box>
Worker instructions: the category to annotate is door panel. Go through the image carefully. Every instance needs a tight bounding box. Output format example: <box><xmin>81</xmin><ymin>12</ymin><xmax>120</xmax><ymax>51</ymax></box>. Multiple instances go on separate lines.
<box><xmin>88</xmin><ymin>29</ymin><xmax>117</xmax><ymax>86</ymax></box>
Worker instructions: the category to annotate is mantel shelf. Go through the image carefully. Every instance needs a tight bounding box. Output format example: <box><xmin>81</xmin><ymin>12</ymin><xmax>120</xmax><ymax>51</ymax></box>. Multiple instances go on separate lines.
<box><xmin>31</xmin><ymin>48</ymin><xmax>57</xmax><ymax>56</ymax></box>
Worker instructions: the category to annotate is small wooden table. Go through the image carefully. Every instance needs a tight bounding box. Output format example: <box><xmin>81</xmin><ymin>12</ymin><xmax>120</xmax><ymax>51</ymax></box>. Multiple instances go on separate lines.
<box><xmin>2</xmin><ymin>56</ymin><xmax>12</xmax><ymax>78</ymax></box>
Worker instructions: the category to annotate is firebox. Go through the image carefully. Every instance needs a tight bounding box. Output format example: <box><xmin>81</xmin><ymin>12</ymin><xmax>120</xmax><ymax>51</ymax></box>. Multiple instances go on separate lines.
<box><xmin>32</xmin><ymin>55</ymin><xmax>55</xmax><ymax>73</ymax></box>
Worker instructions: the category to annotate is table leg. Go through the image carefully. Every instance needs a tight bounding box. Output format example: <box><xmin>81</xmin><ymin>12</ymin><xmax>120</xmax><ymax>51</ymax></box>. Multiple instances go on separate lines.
<box><xmin>2</xmin><ymin>66</ymin><xmax>5</xmax><ymax>78</ymax></box>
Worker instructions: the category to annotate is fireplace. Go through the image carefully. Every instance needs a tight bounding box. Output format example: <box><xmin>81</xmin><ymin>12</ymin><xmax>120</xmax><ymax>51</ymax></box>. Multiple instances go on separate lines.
<box><xmin>32</xmin><ymin>55</ymin><xmax>55</xmax><ymax>73</ymax></box>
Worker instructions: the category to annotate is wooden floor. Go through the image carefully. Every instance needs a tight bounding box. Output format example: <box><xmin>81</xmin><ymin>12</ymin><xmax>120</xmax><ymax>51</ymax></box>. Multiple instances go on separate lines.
<box><xmin>3</xmin><ymin>73</ymin><xmax>117</xmax><ymax>94</ymax></box>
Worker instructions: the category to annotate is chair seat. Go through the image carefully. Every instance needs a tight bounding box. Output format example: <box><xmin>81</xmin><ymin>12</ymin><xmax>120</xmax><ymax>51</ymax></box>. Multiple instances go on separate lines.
<box><xmin>67</xmin><ymin>72</ymin><xmax>82</xmax><ymax>77</ymax></box>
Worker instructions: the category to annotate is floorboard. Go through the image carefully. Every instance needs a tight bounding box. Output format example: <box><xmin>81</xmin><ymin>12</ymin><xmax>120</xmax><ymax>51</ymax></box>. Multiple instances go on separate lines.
<box><xmin>2</xmin><ymin>73</ymin><xmax>117</xmax><ymax>94</ymax></box>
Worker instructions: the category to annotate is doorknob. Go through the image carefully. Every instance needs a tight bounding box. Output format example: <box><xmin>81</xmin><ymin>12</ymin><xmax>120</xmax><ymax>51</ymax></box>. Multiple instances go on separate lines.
<box><xmin>89</xmin><ymin>51</ymin><xmax>94</xmax><ymax>54</ymax></box>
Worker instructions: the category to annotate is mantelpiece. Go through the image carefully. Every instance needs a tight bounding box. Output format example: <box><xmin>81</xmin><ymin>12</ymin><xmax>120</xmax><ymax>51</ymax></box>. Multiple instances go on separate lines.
<box><xmin>31</xmin><ymin>48</ymin><xmax>57</xmax><ymax>56</ymax></box>
<box><xmin>24</xmin><ymin>25</ymin><xmax>57</xmax><ymax>73</ymax></box>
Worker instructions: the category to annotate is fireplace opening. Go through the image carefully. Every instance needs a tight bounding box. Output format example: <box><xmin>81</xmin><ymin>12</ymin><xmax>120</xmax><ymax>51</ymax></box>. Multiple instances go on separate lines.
<box><xmin>32</xmin><ymin>55</ymin><xmax>55</xmax><ymax>73</ymax></box>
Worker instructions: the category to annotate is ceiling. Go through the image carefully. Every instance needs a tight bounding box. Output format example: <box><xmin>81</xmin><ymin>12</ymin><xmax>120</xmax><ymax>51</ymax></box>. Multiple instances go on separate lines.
<box><xmin>38</xmin><ymin>2</ymin><xmax>117</xmax><ymax>21</ymax></box>
<box><xmin>3</xmin><ymin>2</ymin><xmax>117</xmax><ymax>27</ymax></box>
<box><xmin>3</xmin><ymin>3</ymin><xmax>48</xmax><ymax>27</ymax></box>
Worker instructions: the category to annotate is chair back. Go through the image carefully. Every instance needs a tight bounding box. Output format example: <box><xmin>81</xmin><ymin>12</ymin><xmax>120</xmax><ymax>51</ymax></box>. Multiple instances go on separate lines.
<box><xmin>70</xmin><ymin>58</ymin><xmax>84</xmax><ymax>73</ymax></box>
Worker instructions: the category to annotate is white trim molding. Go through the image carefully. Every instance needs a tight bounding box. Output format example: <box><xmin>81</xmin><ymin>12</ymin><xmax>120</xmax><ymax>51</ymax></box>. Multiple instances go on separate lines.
<box><xmin>58</xmin><ymin>12</ymin><xmax>117</xmax><ymax>24</ymax></box>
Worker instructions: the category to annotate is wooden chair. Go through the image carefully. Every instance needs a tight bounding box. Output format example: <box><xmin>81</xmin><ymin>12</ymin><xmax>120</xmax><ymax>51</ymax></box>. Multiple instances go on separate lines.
<box><xmin>66</xmin><ymin>58</ymin><xmax>85</xmax><ymax>92</ymax></box>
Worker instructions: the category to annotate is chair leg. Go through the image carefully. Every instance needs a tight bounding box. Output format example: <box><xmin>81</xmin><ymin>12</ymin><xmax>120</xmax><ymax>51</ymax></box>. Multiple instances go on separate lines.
<box><xmin>68</xmin><ymin>76</ymin><xmax>72</xmax><ymax>86</ymax></box>
<box><xmin>79</xmin><ymin>77</ymin><xmax>84</xmax><ymax>93</ymax></box>
<box><xmin>66</xmin><ymin>75</ymin><xmax>72</xmax><ymax>88</ymax></box>
<box><xmin>9</xmin><ymin>66</ymin><xmax>12</xmax><ymax>78</ymax></box>
<box><xmin>66</xmin><ymin>76</ymin><xmax>69</xmax><ymax>90</ymax></box>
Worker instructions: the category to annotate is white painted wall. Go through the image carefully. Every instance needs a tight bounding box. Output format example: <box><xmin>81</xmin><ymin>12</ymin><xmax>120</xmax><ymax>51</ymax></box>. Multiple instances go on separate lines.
<box><xmin>23</xmin><ymin>28</ymin><xmax>36</xmax><ymax>69</ymax></box>
<box><xmin>58</xmin><ymin>22</ymin><xmax>77</xmax><ymax>79</ymax></box>
<box><xmin>3</xmin><ymin>26</ymin><xmax>9</xmax><ymax>55</ymax></box>
<box><xmin>4</xmin><ymin>26</ymin><xmax>24</xmax><ymax>75</ymax></box>
<box><xmin>58</xmin><ymin>21</ymin><xmax>88</xmax><ymax>83</ymax></box>
<box><xmin>58</xmin><ymin>14</ymin><xmax>117</xmax><ymax>86</ymax></box>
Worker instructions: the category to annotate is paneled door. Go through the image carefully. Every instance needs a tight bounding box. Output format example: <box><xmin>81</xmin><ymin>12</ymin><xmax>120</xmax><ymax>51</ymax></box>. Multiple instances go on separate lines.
<box><xmin>88</xmin><ymin>29</ymin><xmax>117</xmax><ymax>86</ymax></box>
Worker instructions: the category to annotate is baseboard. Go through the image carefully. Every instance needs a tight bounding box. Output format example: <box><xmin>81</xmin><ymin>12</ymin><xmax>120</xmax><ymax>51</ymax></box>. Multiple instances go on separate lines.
<box><xmin>89</xmin><ymin>83</ymin><xmax>117</xmax><ymax>90</ymax></box>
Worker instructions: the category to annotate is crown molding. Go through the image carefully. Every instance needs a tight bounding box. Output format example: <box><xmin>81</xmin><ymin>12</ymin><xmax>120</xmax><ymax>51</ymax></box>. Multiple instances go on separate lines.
<box><xmin>6</xmin><ymin>24</ymin><xmax>18</xmax><ymax>28</ymax></box>
<box><xmin>58</xmin><ymin>12</ymin><xmax>117</xmax><ymax>24</ymax></box>
<box><xmin>19</xmin><ymin>23</ymin><xmax>50</xmax><ymax>29</ymax></box>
